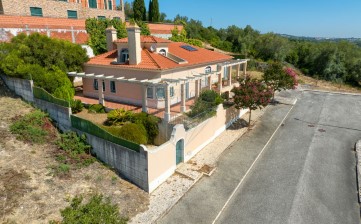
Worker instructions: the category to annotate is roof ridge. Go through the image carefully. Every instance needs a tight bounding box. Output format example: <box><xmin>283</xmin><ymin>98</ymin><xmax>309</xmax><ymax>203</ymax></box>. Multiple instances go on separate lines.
<box><xmin>144</xmin><ymin>49</ymin><xmax>162</xmax><ymax>69</ymax></box>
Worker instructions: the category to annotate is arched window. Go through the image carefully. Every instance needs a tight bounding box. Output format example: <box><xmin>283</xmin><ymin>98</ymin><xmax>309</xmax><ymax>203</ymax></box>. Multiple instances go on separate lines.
<box><xmin>121</xmin><ymin>49</ymin><xmax>129</xmax><ymax>63</ymax></box>
<box><xmin>159</xmin><ymin>49</ymin><xmax>167</xmax><ymax>56</ymax></box>
<box><xmin>205</xmin><ymin>66</ymin><xmax>212</xmax><ymax>74</ymax></box>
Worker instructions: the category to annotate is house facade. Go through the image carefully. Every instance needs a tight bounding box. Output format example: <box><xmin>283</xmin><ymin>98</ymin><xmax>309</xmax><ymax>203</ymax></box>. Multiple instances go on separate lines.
<box><xmin>0</xmin><ymin>0</ymin><xmax>124</xmax><ymax>20</ymax></box>
<box><xmin>72</xmin><ymin>24</ymin><xmax>248</xmax><ymax>121</ymax></box>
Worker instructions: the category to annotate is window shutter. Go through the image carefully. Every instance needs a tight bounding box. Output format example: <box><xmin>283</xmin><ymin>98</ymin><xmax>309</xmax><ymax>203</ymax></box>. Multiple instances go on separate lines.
<box><xmin>30</xmin><ymin>7</ymin><xmax>43</xmax><ymax>17</ymax></box>
<box><xmin>67</xmin><ymin>10</ymin><xmax>78</xmax><ymax>19</ymax></box>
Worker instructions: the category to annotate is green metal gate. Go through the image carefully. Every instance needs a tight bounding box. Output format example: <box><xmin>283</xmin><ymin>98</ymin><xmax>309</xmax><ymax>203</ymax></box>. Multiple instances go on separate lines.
<box><xmin>176</xmin><ymin>139</ymin><xmax>184</xmax><ymax>165</ymax></box>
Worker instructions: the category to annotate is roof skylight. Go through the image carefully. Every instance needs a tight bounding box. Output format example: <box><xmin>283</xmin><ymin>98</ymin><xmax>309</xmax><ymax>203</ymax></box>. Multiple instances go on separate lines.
<box><xmin>180</xmin><ymin>45</ymin><xmax>198</xmax><ymax>51</ymax></box>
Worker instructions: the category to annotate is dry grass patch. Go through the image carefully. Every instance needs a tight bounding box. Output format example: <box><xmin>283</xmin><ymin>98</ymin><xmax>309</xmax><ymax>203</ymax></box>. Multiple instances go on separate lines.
<box><xmin>247</xmin><ymin>69</ymin><xmax>361</xmax><ymax>94</ymax></box>
<box><xmin>0</xmin><ymin>81</ymin><xmax>149</xmax><ymax>223</ymax></box>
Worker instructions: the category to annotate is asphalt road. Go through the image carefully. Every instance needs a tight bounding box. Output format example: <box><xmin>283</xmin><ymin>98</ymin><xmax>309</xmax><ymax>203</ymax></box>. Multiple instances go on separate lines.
<box><xmin>158</xmin><ymin>91</ymin><xmax>360</xmax><ymax>224</ymax></box>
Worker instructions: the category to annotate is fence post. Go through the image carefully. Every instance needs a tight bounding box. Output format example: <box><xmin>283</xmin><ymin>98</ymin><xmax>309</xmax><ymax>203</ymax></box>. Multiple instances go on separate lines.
<box><xmin>46</xmin><ymin>26</ymin><xmax>50</xmax><ymax>37</ymax></box>
<box><xmin>71</xmin><ymin>26</ymin><xmax>76</xmax><ymax>44</ymax></box>
<box><xmin>25</xmin><ymin>25</ymin><xmax>30</xmax><ymax>36</ymax></box>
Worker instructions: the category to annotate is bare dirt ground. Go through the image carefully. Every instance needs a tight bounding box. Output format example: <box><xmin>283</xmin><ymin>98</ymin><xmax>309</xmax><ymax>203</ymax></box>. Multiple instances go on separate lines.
<box><xmin>247</xmin><ymin>70</ymin><xmax>361</xmax><ymax>93</ymax></box>
<box><xmin>0</xmin><ymin>80</ymin><xmax>149</xmax><ymax>223</ymax></box>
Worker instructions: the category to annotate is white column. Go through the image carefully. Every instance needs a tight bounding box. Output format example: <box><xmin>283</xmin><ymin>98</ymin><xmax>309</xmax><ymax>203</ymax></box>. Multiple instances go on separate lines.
<box><xmin>164</xmin><ymin>85</ymin><xmax>171</xmax><ymax>122</ymax></box>
<box><xmin>229</xmin><ymin>66</ymin><xmax>232</xmax><ymax>86</ymax></box>
<box><xmin>243</xmin><ymin>62</ymin><xmax>247</xmax><ymax>76</ymax></box>
<box><xmin>208</xmin><ymin>76</ymin><xmax>212</xmax><ymax>90</ymax></box>
<box><xmin>98</xmin><ymin>79</ymin><xmax>105</xmax><ymax>106</ymax></box>
<box><xmin>237</xmin><ymin>64</ymin><xmax>240</xmax><ymax>78</ymax></box>
<box><xmin>180</xmin><ymin>83</ymin><xmax>186</xmax><ymax>112</ymax></box>
<box><xmin>195</xmin><ymin>79</ymin><xmax>200</xmax><ymax>98</ymax></box>
<box><xmin>218</xmin><ymin>73</ymin><xmax>223</xmax><ymax>93</ymax></box>
<box><xmin>142</xmin><ymin>85</ymin><xmax>148</xmax><ymax>113</ymax></box>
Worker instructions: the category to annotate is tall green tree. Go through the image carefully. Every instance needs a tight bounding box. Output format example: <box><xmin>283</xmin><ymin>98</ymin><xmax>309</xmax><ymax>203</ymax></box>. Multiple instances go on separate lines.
<box><xmin>149</xmin><ymin>0</ymin><xmax>160</xmax><ymax>22</ymax></box>
<box><xmin>137</xmin><ymin>21</ymin><xmax>151</xmax><ymax>36</ymax></box>
<box><xmin>133</xmin><ymin>0</ymin><xmax>146</xmax><ymax>21</ymax></box>
<box><xmin>123</xmin><ymin>1</ymin><xmax>134</xmax><ymax>19</ymax></box>
<box><xmin>263</xmin><ymin>62</ymin><xmax>298</xmax><ymax>100</ymax></box>
<box><xmin>86</xmin><ymin>18</ymin><xmax>127</xmax><ymax>55</ymax></box>
<box><xmin>0</xmin><ymin>33</ymin><xmax>88</xmax><ymax>100</ymax></box>
<box><xmin>255</xmin><ymin>33</ymin><xmax>291</xmax><ymax>61</ymax></box>
<box><xmin>148</xmin><ymin>0</ymin><xmax>153</xmax><ymax>22</ymax></box>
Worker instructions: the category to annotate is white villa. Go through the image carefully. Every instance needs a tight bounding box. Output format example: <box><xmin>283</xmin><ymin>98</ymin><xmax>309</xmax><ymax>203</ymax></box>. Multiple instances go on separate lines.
<box><xmin>69</xmin><ymin>24</ymin><xmax>248</xmax><ymax>122</ymax></box>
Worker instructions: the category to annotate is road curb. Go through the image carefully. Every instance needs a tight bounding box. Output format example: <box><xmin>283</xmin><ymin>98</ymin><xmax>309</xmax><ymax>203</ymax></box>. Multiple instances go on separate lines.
<box><xmin>302</xmin><ymin>89</ymin><xmax>361</xmax><ymax>96</ymax></box>
<box><xmin>355</xmin><ymin>140</ymin><xmax>361</xmax><ymax>203</ymax></box>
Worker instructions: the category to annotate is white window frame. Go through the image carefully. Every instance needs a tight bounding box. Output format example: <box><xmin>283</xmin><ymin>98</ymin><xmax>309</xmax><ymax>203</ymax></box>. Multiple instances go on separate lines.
<box><xmin>156</xmin><ymin>87</ymin><xmax>165</xmax><ymax>99</ymax></box>
<box><xmin>159</xmin><ymin>49</ymin><xmax>167</xmax><ymax>56</ymax></box>
<box><xmin>110</xmin><ymin>81</ymin><xmax>116</xmax><ymax>93</ymax></box>
<box><xmin>170</xmin><ymin>86</ymin><xmax>174</xmax><ymax>97</ymax></box>
<box><xmin>147</xmin><ymin>87</ymin><xmax>154</xmax><ymax>99</ymax></box>
<box><xmin>205</xmin><ymin>66</ymin><xmax>212</xmax><ymax>74</ymax></box>
<box><xmin>121</xmin><ymin>48</ymin><xmax>129</xmax><ymax>63</ymax></box>
<box><xmin>93</xmin><ymin>79</ymin><xmax>98</xmax><ymax>90</ymax></box>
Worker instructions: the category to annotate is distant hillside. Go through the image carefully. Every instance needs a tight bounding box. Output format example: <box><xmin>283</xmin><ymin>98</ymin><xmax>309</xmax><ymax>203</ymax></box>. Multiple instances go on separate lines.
<box><xmin>279</xmin><ymin>34</ymin><xmax>361</xmax><ymax>45</ymax></box>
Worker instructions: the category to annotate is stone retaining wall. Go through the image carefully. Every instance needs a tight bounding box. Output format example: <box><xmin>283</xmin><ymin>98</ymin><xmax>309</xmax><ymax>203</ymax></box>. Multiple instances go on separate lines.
<box><xmin>34</xmin><ymin>98</ymin><xmax>72</xmax><ymax>132</ymax></box>
<box><xmin>1</xmin><ymin>75</ymin><xmax>34</xmax><ymax>102</ymax></box>
<box><xmin>73</xmin><ymin>128</ymin><xmax>149</xmax><ymax>191</ymax></box>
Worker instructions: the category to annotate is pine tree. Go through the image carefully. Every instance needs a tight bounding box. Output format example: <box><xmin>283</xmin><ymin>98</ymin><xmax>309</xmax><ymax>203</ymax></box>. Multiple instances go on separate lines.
<box><xmin>133</xmin><ymin>0</ymin><xmax>146</xmax><ymax>21</ymax></box>
<box><xmin>148</xmin><ymin>0</ymin><xmax>153</xmax><ymax>22</ymax></box>
<box><xmin>151</xmin><ymin>0</ymin><xmax>160</xmax><ymax>22</ymax></box>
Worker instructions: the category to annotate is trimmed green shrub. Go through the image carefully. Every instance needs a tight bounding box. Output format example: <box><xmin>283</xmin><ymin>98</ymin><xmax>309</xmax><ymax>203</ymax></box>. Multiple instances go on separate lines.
<box><xmin>198</xmin><ymin>90</ymin><xmax>223</xmax><ymax>105</ymax></box>
<box><xmin>70</xmin><ymin>99</ymin><xmax>84</xmax><ymax>114</ymax></box>
<box><xmin>105</xmin><ymin>123</ymin><xmax>148</xmax><ymax>145</ymax></box>
<box><xmin>134</xmin><ymin>112</ymin><xmax>159</xmax><ymax>144</ymax></box>
<box><xmin>88</xmin><ymin>104</ymin><xmax>106</xmax><ymax>113</ymax></box>
<box><xmin>105</xmin><ymin>110</ymin><xmax>159</xmax><ymax>144</ymax></box>
<box><xmin>10</xmin><ymin>110</ymin><xmax>53</xmax><ymax>144</ymax></box>
<box><xmin>187</xmin><ymin>90</ymin><xmax>223</xmax><ymax>118</ymax></box>
<box><xmin>71</xmin><ymin>116</ymin><xmax>140</xmax><ymax>152</ymax></box>
<box><xmin>118</xmin><ymin>123</ymin><xmax>148</xmax><ymax>144</ymax></box>
<box><xmin>105</xmin><ymin>108</ymin><xmax>135</xmax><ymax>125</ymax></box>
<box><xmin>58</xmin><ymin>194</ymin><xmax>127</xmax><ymax>224</ymax></box>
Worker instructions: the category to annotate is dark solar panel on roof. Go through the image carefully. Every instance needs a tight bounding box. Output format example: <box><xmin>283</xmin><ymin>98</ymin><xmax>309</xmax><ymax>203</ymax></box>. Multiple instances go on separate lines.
<box><xmin>180</xmin><ymin>45</ymin><xmax>198</xmax><ymax>51</ymax></box>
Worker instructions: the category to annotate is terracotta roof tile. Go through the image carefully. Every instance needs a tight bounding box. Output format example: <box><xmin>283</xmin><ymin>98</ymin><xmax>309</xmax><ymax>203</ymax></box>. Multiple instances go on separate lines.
<box><xmin>87</xmin><ymin>49</ymin><xmax>164</xmax><ymax>69</ymax></box>
<box><xmin>148</xmin><ymin>23</ymin><xmax>183</xmax><ymax>34</ymax></box>
<box><xmin>87</xmin><ymin>37</ymin><xmax>233</xmax><ymax>70</ymax></box>
<box><xmin>0</xmin><ymin>15</ymin><xmax>86</xmax><ymax>29</ymax></box>
<box><xmin>0</xmin><ymin>15</ymin><xmax>181</xmax><ymax>44</ymax></box>
<box><xmin>115</xmin><ymin>35</ymin><xmax>171</xmax><ymax>43</ymax></box>
<box><xmin>0</xmin><ymin>15</ymin><xmax>88</xmax><ymax>44</ymax></box>
<box><xmin>124</xmin><ymin>22</ymin><xmax>183</xmax><ymax>35</ymax></box>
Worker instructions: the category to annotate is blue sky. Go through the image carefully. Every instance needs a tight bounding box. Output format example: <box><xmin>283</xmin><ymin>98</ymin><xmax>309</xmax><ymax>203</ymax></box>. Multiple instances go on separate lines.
<box><xmin>120</xmin><ymin>0</ymin><xmax>361</xmax><ymax>38</ymax></box>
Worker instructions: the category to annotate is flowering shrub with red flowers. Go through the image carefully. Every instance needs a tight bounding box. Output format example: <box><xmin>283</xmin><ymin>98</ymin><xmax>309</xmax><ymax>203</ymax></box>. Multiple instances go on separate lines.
<box><xmin>263</xmin><ymin>62</ymin><xmax>298</xmax><ymax>99</ymax></box>
<box><xmin>232</xmin><ymin>76</ymin><xmax>273</xmax><ymax>126</ymax></box>
<box><xmin>284</xmin><ymin>67</ymin><xmax>298</xmax><ymax>89</ymax></box>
